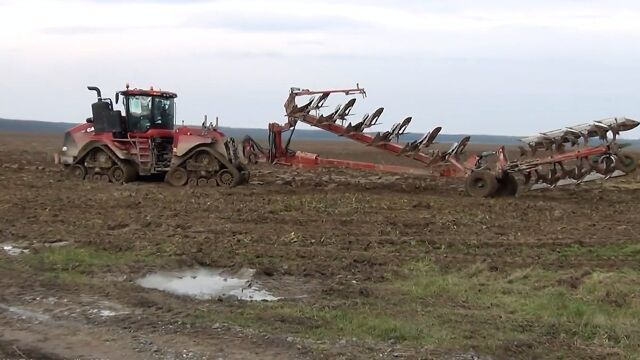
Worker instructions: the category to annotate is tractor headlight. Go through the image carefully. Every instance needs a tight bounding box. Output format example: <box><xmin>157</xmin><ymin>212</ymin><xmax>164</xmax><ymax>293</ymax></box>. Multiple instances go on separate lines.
<box><xmin>62</xmin><ymin>146</ymin><xmax>68</xmax><ymax>152</ymax></box>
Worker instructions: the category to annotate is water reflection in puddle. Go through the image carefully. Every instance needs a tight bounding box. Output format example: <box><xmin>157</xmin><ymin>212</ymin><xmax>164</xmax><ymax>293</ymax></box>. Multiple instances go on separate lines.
<box><xmin>136</xmin><ymin>268</ymin><xmax>279</xmax><ymax>301</ymax></box>
<box><xmin>1</xmin><ymin>244</ymin><xmax>29</xmax><ymax>256</ymax></box>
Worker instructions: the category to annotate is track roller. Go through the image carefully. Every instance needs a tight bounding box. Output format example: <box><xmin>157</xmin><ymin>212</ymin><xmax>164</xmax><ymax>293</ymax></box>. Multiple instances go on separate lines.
<box><xmin>67</xmin><ymin>164</ymin><xmax>87</xmax><ymax>180</ymax></box>
<box><xmin>108</xmin><ymin>163</ymin><xmax>137</xmax><ymax>184</ymax></box>
<box><xmin>165</xmin><ymin>167</ymin><xmax>188</xmax><ymax>187</ymax></box>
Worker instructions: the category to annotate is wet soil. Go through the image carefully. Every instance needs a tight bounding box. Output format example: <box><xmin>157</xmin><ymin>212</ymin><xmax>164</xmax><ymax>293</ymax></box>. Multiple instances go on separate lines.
<box><xmin>1</xmin><ymin>132</ymin><xmax>640</xmax><ymax>359</ymax></box>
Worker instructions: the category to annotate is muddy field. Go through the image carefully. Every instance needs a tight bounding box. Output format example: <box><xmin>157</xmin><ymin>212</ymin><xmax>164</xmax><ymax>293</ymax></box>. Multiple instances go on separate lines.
<box><xmin>1</xmin><ymin>131</ymin><xmax>640</xmax><ymax>359</ymax></box>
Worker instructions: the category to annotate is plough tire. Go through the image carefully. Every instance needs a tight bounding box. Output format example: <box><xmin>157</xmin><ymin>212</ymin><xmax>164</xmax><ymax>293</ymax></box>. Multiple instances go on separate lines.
<box><xmin>496</xmin><ymin>173</ymin><xmax>518</xmax><ymax>197</ymax></box>
<box><xmin>235</xmin><ymin>163</ymin><xmax>250</xmax><ymax>184</ymax></box>
<box><xmin>465</xmin><ymin>170</ymin><xmax>498</xmax><ymax>198</ymax></box>
<box><xmin>594</xmin><ymin>155</ymin><xmax>615</xmax><ymax>175</ymax></box>
<box><xmin>615</xmin><ymin>153</ymin><xmax>637</xmax><ymax>173</ymax></box>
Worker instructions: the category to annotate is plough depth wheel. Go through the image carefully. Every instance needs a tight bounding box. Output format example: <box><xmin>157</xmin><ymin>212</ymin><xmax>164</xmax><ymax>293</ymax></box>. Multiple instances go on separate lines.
<box><xmin>615</xmin><ymin>153</ymin><xmax>638</xmax><ymax>173</ymax></box>
<box><xmin>465</xmin><ymin>170</ymin><xmax>498</xmax><ymax>198</ymax></box>
<box><xmin>496</xmin><ymin>173</ymin><xmax>518</xmax><ymax>197</ymax></box>
<box><xmin>236</xmin><ymin>163</ymin><xmax>250</xmax><ymax>184</ymax></box>
<box><xmin>594</xmin><ymin>155</ymin><xmax>615</xmax><ymax>175</ymax></box>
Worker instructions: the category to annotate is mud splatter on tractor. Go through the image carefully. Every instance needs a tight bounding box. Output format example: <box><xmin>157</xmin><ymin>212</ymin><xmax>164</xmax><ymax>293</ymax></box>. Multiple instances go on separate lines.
<box><xmin>243</xmin><ymin>85</ymin><xmax>638</xmax><ymax>197</ymax></box>
<box><xmin>55</xmin><ymin>85</ymin><xmax>249</xmax><ymax>187</ymax></box>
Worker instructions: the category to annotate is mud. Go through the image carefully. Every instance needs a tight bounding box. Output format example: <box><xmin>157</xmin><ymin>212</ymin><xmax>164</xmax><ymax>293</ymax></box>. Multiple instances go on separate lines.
<box><xmin>1</xmin><ymin>132</ymin><xmax>640</xmax><ymax>359</ymax></box>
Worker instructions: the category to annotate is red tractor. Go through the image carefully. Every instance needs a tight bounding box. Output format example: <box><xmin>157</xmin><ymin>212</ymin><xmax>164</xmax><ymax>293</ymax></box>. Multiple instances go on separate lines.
<box><xmin>55</xmin><ymin>85</ymin><xmax>249</xmax><ymax>187</ymax></box>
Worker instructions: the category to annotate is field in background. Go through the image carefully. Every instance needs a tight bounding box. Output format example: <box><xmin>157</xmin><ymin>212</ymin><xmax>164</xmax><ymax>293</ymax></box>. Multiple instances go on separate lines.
<box><xmin>2</xmin><ymin>117</ymin><xmax>639</xmax><ymax>148</ymax></box>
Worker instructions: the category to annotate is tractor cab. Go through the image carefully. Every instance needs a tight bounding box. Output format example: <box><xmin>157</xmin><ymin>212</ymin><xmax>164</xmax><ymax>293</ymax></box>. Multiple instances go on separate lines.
<box><xmin>87</xmin><ymin>85</ymin><xmax>177</xmax><ymax>136</ymax></box>
<box><xmin>117</xmin><ymin>87</ymin><xmax>177</xmax><ymax>133</ymax></box>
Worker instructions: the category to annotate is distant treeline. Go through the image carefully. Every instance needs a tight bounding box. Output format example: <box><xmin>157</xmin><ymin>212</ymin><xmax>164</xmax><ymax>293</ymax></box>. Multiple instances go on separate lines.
<box><xmin>1</xmin><ymin>117</ymin><xmax>638</xmax><ymax>147</ymax></box>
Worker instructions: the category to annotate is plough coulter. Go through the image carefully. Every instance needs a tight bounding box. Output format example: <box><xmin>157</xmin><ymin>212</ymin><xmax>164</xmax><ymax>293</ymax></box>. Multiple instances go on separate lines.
<box><xmin>242</xmin><ymin>85</ymin><xmax>639</xmax><ymax>197</ymax></box>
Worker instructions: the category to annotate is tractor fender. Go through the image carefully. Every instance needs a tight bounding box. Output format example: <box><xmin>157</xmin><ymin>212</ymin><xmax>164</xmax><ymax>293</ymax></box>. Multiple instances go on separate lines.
<box><xmin>172</xmin><ymin>144</ymin><xmax>237</xmax><ymax>172</ymax></box>
<box><xmin>173</xmin><ymin>136</ymin><xmax>214</xmax><ymax>157</ymax></box>
<box><xmin>73</xmin><ymin>141</ymin><xmax>132</xmax><ymax>166</ymax></box>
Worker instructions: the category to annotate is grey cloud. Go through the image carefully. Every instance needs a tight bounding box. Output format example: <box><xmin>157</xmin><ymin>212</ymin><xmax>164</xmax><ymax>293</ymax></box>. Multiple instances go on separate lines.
<box><xmin>339</xmin><ymin>0</ymin><xmax>640</xmax><ymax>12</ymax></box>
<box><xmin>42</xmin><ymin>11</ymin><xmax>367</xmax><ymax>36</ymax></box>
<box><xmin>186</xmin><ymin>11</ymin><xmax>367</xmax><ymax>33</ymax></box>
<box><xmin>79</xmin><ymin>0</ymin><xmax>213</xmax><ymax>3</ymax></box>
<box><xmin>42</xmin><ymin>25</ymin><xmax>162</xmax><ymax>35</ymax></box>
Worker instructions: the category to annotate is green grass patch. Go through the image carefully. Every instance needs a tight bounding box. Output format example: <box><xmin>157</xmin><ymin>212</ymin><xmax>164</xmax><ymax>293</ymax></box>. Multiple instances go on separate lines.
<box><xmin>193</xmin><ymin>302</ymin><xmax>453</xmax><ymax>344</ymax></box>
<box><xmin>192</xmin><ymin>260</ymin><xmax>640</xmax><ymax>357</ymax></box>
<box><xmin>23</xmin><ymin>246</ymin><xmax>153</xmax><ymax>273</ymax></box>
<box><xmin>555</xmin><ymin>242</ymin><xmax>640</xmax><ymax>259</ymax></box>
<box><xmin>397</xmin><ymin>261</ymin><xmax>640</xmax><ymax>349</ymax></box>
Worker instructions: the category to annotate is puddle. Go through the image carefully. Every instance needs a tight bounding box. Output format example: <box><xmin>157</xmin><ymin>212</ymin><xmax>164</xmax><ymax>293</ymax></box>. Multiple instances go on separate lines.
<box><xmin>0</xmin><ymin>304</ymin><xmax>50</xmax><ymax>322</ymax></box>
<box><xmin>93</xmin><ymin>308</ymin><xmax>128</xmax><ymax>317</ymax></box>
<box><xmin>90</xmin><ymin>300</ymin><xmax>130</xmax><ymax>317</ymax></box>
<box><xmin>136</xmin><ymin>268</ymin><xmax>279</xmax><ymax>301</ymax></box>
<box><xmin>1</xmin><ymin>244</ymin><xmax>29</xmax><ymax>256</ymax></box>
<box><xmin>1</xmin><ymin>241</ymin><xmax>70</xmax><ymax>256</ymax></box>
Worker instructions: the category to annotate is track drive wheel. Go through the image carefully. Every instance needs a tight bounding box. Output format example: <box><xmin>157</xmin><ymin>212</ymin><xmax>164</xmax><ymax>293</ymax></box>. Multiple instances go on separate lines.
<box><xmin>615</xmin><ymin>153</ymin><xmax>638</xmax><ymax>173</ymax></box>
<box><xmin>465</xmin><ymin>170</ymin><xmax>499</xmax><ymax>198</ymax></box>
<box><xmin>496</xmin><ymin>173</ymin><xmax>518</xmax><ymax>197</ymax></box>
<box><xmin>109</xmin><ymin>163</ymin><xmax>137</xmax><ymax>184</ymax></box>
<box><xmin>67</xmin><ymin>164</ymin><xmax>87</xmax><ymax>180</ymax></box>
<box><xmin>166</xmin><ymin>167</ymin><xmax>188</xmax><ymax>187</ymax></box>
<box><xmin>217</xmin><ymin>168</ymin><xmax>241</xmax><ymax>188</ymax></box>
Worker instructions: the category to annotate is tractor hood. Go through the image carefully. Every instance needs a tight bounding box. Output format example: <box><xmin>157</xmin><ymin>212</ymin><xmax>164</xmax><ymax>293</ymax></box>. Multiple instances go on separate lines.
<box><xmin>172</xmin><ymin>126</ymin><xmax>226</xmax><ymax>157</ymax></box>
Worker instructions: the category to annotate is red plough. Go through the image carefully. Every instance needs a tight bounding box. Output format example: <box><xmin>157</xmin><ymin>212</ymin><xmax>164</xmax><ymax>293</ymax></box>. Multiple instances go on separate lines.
<box><xmin>455</xmin><ymin>117</ymin><xmax>638</xmax><ymax>197</ymax></box>
<box><xmin>243</xmin><ymin>85</ymin><xmax>639</xmax><ymax>197</ymax></box>
<box><xmin>243</xmin><ymin>86</ymin><xmax>473</xmax><ymax>176</ymax></box>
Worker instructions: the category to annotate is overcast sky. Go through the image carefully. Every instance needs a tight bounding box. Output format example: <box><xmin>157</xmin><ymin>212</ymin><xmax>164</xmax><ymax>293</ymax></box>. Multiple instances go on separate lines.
<box><xmin>1</xmin><ymin>0</ymin><xmax>640</xmax><ymax>137</ymax></box>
